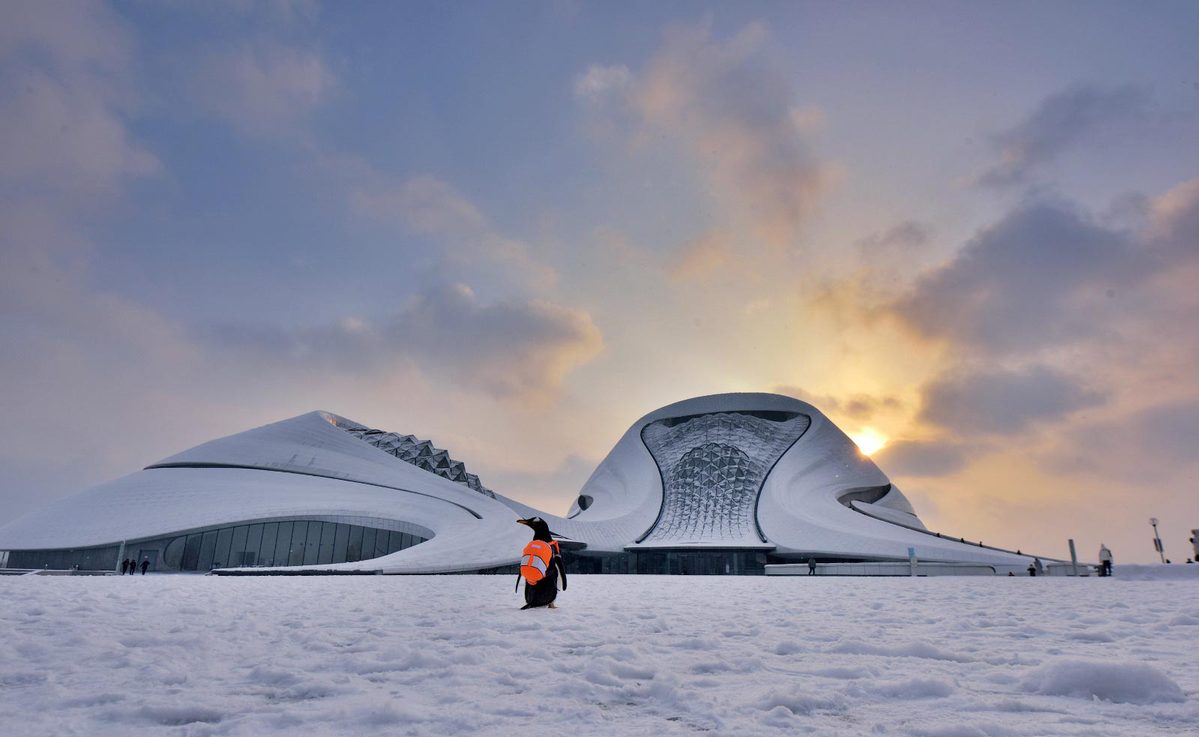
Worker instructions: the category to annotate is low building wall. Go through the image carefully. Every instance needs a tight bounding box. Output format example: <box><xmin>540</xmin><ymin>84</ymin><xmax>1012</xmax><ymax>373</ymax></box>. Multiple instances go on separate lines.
<box><xmin>766</xmin><ymin>562</ymin><xmax>997</xmax><ymax>576</ymax></box>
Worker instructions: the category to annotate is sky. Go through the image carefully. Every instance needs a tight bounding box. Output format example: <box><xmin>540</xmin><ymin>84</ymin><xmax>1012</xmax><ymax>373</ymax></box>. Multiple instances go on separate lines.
<box><xmin>2</xmin><ymin>0</ymin><xmax>1197</xmax><ymax>564</ymax></box>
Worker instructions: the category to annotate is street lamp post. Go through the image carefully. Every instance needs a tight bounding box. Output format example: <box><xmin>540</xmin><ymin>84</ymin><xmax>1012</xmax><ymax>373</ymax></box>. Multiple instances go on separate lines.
<box><xmin>1150</xmin><ymin>518</ymin><xmax>1166</xmax><ymax>564</ymax></box>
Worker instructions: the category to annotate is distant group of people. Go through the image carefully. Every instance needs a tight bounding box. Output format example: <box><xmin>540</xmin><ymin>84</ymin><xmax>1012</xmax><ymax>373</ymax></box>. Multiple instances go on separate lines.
<box><xmin>1018</xmin><ymin>544</ymin><xmax>1115</xmax><ymax>577</ymax></box>
<box><xmin>120</xmin><ymin>558</ymin><xmax>149</xmax><ymax>575</ymax></box>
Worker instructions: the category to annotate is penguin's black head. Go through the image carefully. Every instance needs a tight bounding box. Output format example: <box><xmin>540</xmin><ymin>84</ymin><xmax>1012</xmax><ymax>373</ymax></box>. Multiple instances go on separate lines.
<box><xmin>517</xmin><ymin>516</ymin><xmax>554</xmax><ymax>541</ymax></box>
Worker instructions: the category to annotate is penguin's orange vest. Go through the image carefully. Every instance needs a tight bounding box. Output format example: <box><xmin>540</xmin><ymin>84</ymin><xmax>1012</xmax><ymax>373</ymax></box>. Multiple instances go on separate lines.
<box><xmin>520</xmin><ymin>539</ymin><xmax>560</xmax><ymax>585</ymax></box>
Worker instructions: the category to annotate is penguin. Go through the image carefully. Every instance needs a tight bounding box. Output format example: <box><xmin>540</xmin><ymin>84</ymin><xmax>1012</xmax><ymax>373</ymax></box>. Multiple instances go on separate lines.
<box><xmin>516</xmin><ymin>516</ymin><xmax>567</xmax><ymax>610</ymax></box>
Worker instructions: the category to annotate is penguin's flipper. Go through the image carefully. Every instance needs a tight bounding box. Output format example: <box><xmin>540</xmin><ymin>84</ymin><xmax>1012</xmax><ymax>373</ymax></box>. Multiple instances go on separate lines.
<box><xmin>520</xmin><ymin>603</ymin><xmax>533</xmax><ymax>610</ymax></box>
<box><xmin>558</xmin><ymin>564</ymin><xmax>568</xmax><ymax>591</ymax></box>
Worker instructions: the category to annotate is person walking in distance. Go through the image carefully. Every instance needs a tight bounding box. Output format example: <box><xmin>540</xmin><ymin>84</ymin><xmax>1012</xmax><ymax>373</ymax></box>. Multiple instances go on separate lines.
<box><xmin>1098</xmin><ymin>544</ymin><xmax>1113</xmax><ymax>577</ymax></box>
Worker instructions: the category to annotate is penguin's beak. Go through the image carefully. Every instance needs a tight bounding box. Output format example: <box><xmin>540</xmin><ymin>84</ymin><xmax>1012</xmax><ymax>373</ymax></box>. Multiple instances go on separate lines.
<box><xmin>516</xmin><ymin>519</ymin><xmax>531</xmax><ymax>527</ymax></box>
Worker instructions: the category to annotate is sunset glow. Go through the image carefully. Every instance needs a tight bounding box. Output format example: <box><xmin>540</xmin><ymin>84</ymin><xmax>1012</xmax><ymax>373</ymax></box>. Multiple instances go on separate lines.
<box><xmin>850</xmin><ymin>428</ymin><xmax>888</xmax><ymax>457</ymax></box>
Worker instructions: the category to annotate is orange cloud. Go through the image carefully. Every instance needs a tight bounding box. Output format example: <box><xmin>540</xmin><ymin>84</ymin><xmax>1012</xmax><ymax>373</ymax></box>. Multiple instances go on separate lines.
<box><xmin>581</xmin><ymin>21</ymin><xmax>835</xmax><ymax>250</ymax></box>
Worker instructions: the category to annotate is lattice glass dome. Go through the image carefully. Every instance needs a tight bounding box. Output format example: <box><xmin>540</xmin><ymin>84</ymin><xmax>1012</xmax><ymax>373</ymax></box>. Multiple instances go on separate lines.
<box><xmin>640</xmin><ymin>411</ymin><xmax>810</xmax><ymax>545</ymax></box>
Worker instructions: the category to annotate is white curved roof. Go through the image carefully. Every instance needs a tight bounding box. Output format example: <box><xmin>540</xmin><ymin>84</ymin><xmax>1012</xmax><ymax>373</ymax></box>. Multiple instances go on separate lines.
<box><xmin>0</xmin><ymin>411</ymin><xmax>528</xmax><ymax>573</ymax></box>
<box><xmin>565</xmin><ymin>392</ymin><xmax>1033</xmax><ymax>565</ymax></box>
<box><xmin>0</xmin><ymin>393</ymin><xmax>1040</xmax><ymax>572</ymax></box>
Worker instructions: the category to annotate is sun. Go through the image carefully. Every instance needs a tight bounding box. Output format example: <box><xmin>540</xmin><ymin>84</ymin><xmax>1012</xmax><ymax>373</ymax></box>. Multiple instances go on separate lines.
<box><xmin>849</xmin><ymin>427</ymin><xmax>888</xmax><ymax>456</ymax></box>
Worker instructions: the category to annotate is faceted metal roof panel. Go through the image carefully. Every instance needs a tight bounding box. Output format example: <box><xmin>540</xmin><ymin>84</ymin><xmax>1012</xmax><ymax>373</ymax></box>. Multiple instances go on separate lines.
<box><xmin>326</xmin><ymin>415</ymin><xmax>496</xmax><ymax>499</ymax></box>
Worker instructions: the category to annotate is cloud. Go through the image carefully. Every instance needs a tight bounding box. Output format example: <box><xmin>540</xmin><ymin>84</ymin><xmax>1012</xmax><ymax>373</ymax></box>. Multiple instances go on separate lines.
<box><xmin>582</xmin><ymin>21</ymin><xmax>834</xmax><ymax>248</ymax></box>
<box><xmin>386</xmin><ymin>284</ymin><xmax>604</xmax><ymax>398</ymax></box>
<box><xmin>668</xmin><ymin>231</ymin><xmax>733</xmax><ymax>281</ymax></box>
<box><xmin>1046</xmin><ymin>400</ymin><xmax>1199</xmax><ymax>481</ymax></box>
<box><xmin>205</xmin><ymin>283</ymin><xmax>603</xmax><ymax>401</ymax></box>
<box><xmin>889</xmin><ymin>182</ymin><xmax>1199</xmax><ymax>396</ymax></box>
<box><xmin>882</xmin><ymin>180</ymin><xmax>1199</xmax><ymax>509</ymax></box>
<box><xmin>857</xmin><ymin>220</ymin><xmax>931</xmax><ymax>257</ymax></box>
<box><xmin>0</xmin><ymin>3</ymin><xmax>601</xmax><ymax>529</ymax></box>
<box><xmin>573</xmin><ymin>64</ymin><xmax>631</xmax><ymax>102</ymax></box>
<box><xmin>154</xmin><ymin>0</ymin><xmax>320</xmax><ymax>24</ymax></box>
<box><xmin>891</xmin><ymin>201</ymin><xmax>1141</xmax><ymax>356</ymax></box>
<box><xmin>0</xmin><ymin>201</ymin><xmax>224</xmax><ymax>521</ymax></box>
<box><xmin>348</xmin><ymin>174</ymin><xmax>558</xmax><ymax>289</ymax></box>
<box><xmin>192</xmin><ymin>42</ymin><xmax>334</xmax><ymax>136</ymax></box>
<box><xmin>187</xmin><ymin>34</ymin><xmax>553</xmax><ymax>290</ymax></box>
<box><xmin>0</xmin><ymin>1</ymin><xmax>132</xmax><ymax>72</ymax></box>
<box><xmin>0</xmin><ymin>2</ymin><xmax>202</xmax><ymax>520</ymax></box>
<box><xmin>874</xmin><ymin>439</ymin><xmax>979</xmax><ymax>478</ymax></box>
<box><xmin>772</xmin><ymin>385</ymin><xmax>903</xmax><ymax>422</ymax></box>
<box><xmin>484</xmin><ymin>453</ymin><xmax>599</xmax><ymax>515</ymax></box>
<box><xmin>976</xmin><ymin>84</ymin><xmax>1151</xmax><ymax>188</ymax></box>
<box><xmin>351</xmin><ymin>175</ymin><xmax>487</xmax><ymax>235</ymax></box>
<box><xmin>789</xmin><ymin>106</ymin><xmax>826</xmax><ymax>133</ymax></box>
<box><xmin>1120</xmin><ymin>401</ymin><xmax>1199</xmax><ymax>466</ymax></box>
<box><xmin>1149</xmin><ymin>176</ymin><xmax>1199</xmax><ymax>254</ymax></box>
<box><xmin>918</xmin><ymin>365</ymin><xmax>1104</xmax><ymax>436</ymax></box>
<box><xmin>0</xmin><ymin>1</ymin><xmax>158</xmax><ymax>200</ymax></box>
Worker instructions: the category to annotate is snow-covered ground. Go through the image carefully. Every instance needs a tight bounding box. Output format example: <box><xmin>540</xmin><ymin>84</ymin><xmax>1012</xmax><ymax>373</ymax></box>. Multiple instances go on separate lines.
<box><xmin>2</xmin><ymin>570</ymin><xmax>1197</xmax><ymax>736</ymax></box>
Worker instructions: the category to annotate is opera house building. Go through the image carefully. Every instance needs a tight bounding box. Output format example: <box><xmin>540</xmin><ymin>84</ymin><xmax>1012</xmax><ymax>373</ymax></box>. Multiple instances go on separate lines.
<box><xmin>0</xmin><ymin>393</ymin><xmax>1046</xmax><ymax>576</ymax></box>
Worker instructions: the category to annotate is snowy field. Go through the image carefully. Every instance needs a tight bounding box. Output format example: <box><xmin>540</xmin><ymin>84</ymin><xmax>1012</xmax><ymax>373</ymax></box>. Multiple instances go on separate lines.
<box><xmin>2</xmin><ymin>570</ymin><xmax>1197</xmax><ymax>737</ymax></box>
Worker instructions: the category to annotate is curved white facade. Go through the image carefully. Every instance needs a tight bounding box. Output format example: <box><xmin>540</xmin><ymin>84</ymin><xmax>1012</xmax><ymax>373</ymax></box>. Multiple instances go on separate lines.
<box><xmin>0</xmin><ymin>393</ymin><xmax>1040</xmax><ymax>574</ymax></box>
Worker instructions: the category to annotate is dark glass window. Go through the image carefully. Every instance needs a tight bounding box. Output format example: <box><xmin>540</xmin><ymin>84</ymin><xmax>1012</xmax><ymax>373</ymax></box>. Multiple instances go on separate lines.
<box><xmin>164</xmin><ymin>536</ymin><xmax>186</xmax><ymax>570</ymax></box>
<box><xmin>333</xmin><ymin>523</ymin><xmax>350</xmax><ymax>563</ymax></box>
<box><xmin>245</xmin><ymin>524</ymin><xmax>264</xmax><ymax>565</ymax></box>
<box><xmin>9</xmin><ymin>518</ymin><xmax>428</xmax><ymax>573</ymax></box>
<box><xmin>230</xmin><ymin>525</ymin><xmax>250</xmax><ymax>566</ymax></box>
<box><xmin>198</xmin><ymin>530</ymin><xmax>218</xmax><ymax>571</ymax></box>
<box><xmin>346</xmin><ymin>525</ymin><xmax>364</xmax><ymax>562</ymax></box>
<box><xmin>6</xmin><ymin>545</ymin><xmax>120</xmax><ymax>571</ymax></box>
<box><xmin>274</xmin><ymin>521</ymin><xmax>293</xmax><ymax>567</ymax></box>
<box><xmin>213</xmin><ymin>528</ymin><xmax>234</xmax><ymax>569</ymax></box>
<box><xmin>317</xmin><ymin>521</ymin><xmax>336</xmax><ymax>565</ymax></box>
<box><xmin>259</xmin><ymin>523</ymin><xmax>278</xmax><ymax>567</ymax></box>
<box><xmin>360</xmin><ymin>527</ymin><xmax>376</xmax><ymax>561</ymax></box>
<box><xmin>182</xmin><ymin>534</ymin><xmax>202</xmax><ymax>571</ymax></box>
<box><xmin>302</xmin><ymin>522</ymin><xmax>320</xmax><ymax>565</ymax></box>
<box><xmin>289</xmin><ymin>522</ymin><xmax>308</xmax><ymax>566</ymax></box>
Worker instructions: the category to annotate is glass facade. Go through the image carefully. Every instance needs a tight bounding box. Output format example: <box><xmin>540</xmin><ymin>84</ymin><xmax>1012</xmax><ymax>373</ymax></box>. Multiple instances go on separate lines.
<box><xmin>3</xmin><ymin>518</ymin><xmax>428</xmax><ymax>572</ymax></box>
<box><xmin>7</xmin><ymin>545</ymin><xmax>122</xmax><ymax>572</ymax></box>
<box><xmin>563</xmin><ymin>550</ymin><xmax>770</xmax><ymax>575</ymax></box>
<box><xmin>640</xmin><ymin>411</ymin><xmax>810</xmax><ymax>545</ymax></box>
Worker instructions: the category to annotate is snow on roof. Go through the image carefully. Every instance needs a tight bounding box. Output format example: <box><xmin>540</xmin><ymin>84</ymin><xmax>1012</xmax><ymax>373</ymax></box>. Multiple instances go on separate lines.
<box><xmin>0</xmin><ymin>394</ymin><xmax>1042</xmax><ymax>571</ymax></box>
